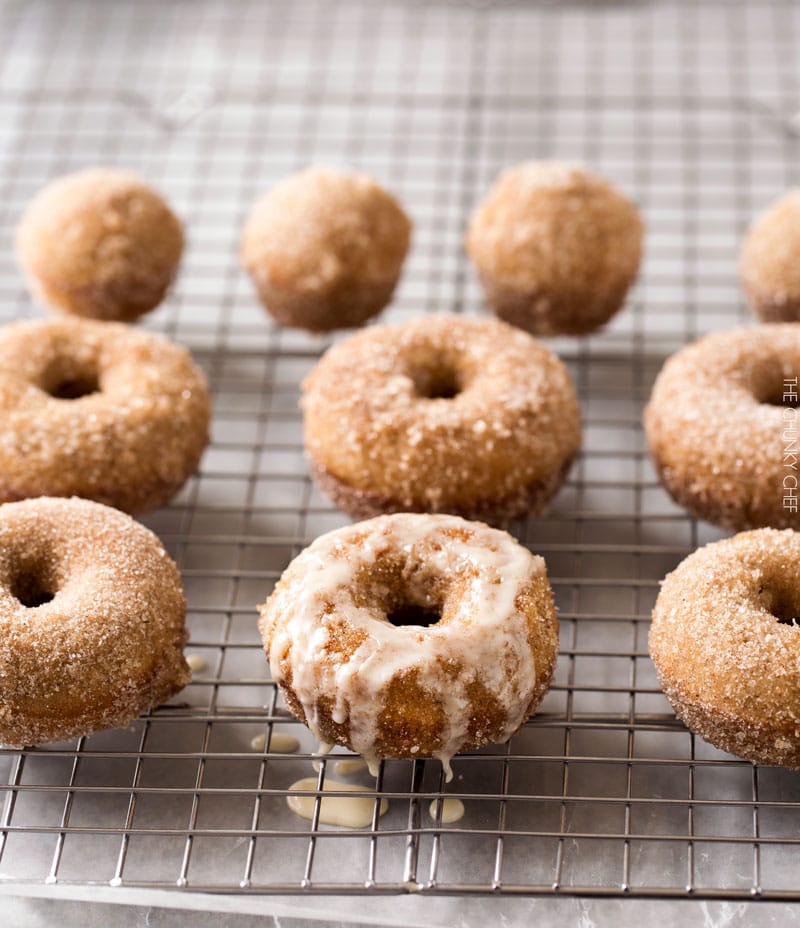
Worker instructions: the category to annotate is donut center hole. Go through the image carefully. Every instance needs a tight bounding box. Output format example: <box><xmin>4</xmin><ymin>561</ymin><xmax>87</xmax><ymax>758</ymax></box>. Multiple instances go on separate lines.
<box><xmin>11</xmin><ymin>570</ymin><xmax>55</xmax><ymax>608</ymax></box>
<box><xmin>409</xmin><ymin>364</ymin><xmax>462</xmax><ymax>400</ymax></box>
<box><xmin>760</xmin><ymin>388</ymin><xmax>799</xmax><ymax>409</ymax></box>
<box><xmin>40</xmin><ymin>356</ymin><xmax>101</xmax><ymax>400</ymax></box>
<box><xmin>753</xmin><ymin>370</ymin><xmax>800</xmax><ymax>407</ymax></box>
<box><xmin>770</xmin><ymin>596</ymin><xmax>800</xmax><ymax>627</ymax></box>
<box><xmin>47</xmin><ymin>373</ymin><xmax>100</xmax><ymax>400</ymax></box>
<box><xmin>387</xmin><ymin>603</ymin><xmax>441</xmax><ymax>628</ymax></box>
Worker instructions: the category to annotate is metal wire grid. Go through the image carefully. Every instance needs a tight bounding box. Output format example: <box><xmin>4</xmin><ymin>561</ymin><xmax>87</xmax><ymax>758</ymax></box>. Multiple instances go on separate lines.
<box><xmin>0</xmin><ymin>0</ymin><xmax>799</xmax><ymax>902</ymax></box>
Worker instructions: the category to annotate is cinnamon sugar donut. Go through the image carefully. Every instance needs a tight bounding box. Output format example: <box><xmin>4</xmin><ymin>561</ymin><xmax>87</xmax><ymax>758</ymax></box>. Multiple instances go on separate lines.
<box><xmin>650</xmin><ymin>529</ymin><xmax>800</xmax><ymax>767</ymax></box>
<box><xmin>0</xmin><ymin>497</ymin><xmax>189</xmax><ymax>746</ymax></box>
<box><xmin>241</xmin><ymin>166</ymin><xmax>411</xmax><ymax>331</ymax></box>
<box><xmin>16</xmin><ymin>168</ymin><xmax>183</xmax><ymax>323</ymax></box>
<box><xmin>466</xmin><ymin>161</ymin><xmax>644</xmax><ymax>336</ymax></box>
<box><xmin>302</xmin><ymin>314</ymin><xmax>581</xmax><ymax>523</ymax></box>
<box><xmin>645</xmin><ymin>324</ymin><xmax>800</xmax><ymax>531</ymax></box>
<box><xmin>0</xmin><ymin>317</ymin><xmax>210</xmax><ymax>513</ymax></box>
<box><xmin>740</xmin><ymin>191</ymin><xmax>800</xmax><ymax>322</ymax></box>
<box><xmin>258</xmin><ymin>513</ymin><xmax>559</xmax><ymax>778</ymax></box>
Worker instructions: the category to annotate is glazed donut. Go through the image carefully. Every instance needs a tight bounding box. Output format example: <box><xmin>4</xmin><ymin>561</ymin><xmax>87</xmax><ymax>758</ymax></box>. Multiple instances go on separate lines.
<box><xmin>258</xmin><ymin>513</ymin><xmax>559</xmax><ymax>778</ymax></box>
<box><xmin>16</xmin><ymin>168</ymin><xmax>184</xmax><ymax>323</ymax></box>
<box><xmin>0</xmin><ymin>497</ymin><xmax>189</xmax><ymax>746</ymax></box>
<box><xmin>645</xmin><ymin>324</ymin><xmax>800</xmax><ymax>531</ymax></box>
<box><xmin>0</xmin><ymin>317</ymin><xmax>210</xmax><ymax>514</ymax></box>
<box><xmin>241</xmin><ymin>166</ymin><xmax>411</xmax><ymax>332</ymax></box>
<box><xmin>740</xmin><ymin>191</ymin><xmax>800</xmax><ymax>322</ymax></box>
<box><xmin>650</xmin><ymin>528</ymin><xmax>800</xmax><ymax>766</ymax></box>
<box><xmin>302</xmin><ymin>314</ymin><xmax>581</xmax><ymax>523</ymax></box>
<box><xmin>465</xmin><ymin>161</ymin><xmax>644</xmax><ymax>336</ymax></box>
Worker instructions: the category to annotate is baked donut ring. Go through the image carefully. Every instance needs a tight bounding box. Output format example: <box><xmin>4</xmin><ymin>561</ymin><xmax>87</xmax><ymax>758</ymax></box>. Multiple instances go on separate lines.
<box><xmin>0</xmin><ymin>497</ymin><xmax>189</xmax><ymax>746</ymax></box>
<box><xmin>302</xmin><ymin>314</ymin><xmax>581</xmax><ymax>523</ymax></box>
<box><xmin>0</xmin><ymin>317</ymin><xmax>210</xmax><ymax>513</ymax></box>
<box><xmin>258</xmin><ymin>513</ymin><xmax>559</xmax><ymax>778</ymax></box>
<box><xmin>650</xmin><ymin>528</ymin><xmax>800</xmax><ymax>766</ymax></box>
<box><xmin>645</xmin><ymin>324</ymin><xmax>800</xmax><ymax>531</ymax></box>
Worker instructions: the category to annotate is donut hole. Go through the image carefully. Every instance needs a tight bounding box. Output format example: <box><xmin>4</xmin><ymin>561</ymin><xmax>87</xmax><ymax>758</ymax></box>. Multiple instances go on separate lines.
<box><xmin>387</xmin><ymin>603</ymin><xmax>441</xmax><ymax>628</ymax></box>
<box><xmin>408</xmin><ymin>363</ymin><xmax>463</xmax><ymax>400</ymax></box>
<box><xmin>40</xmin><ymin>357</ymin><xmax>101</xmax><ymax>400</ymax></box>
<box><xmin>751</xmin><ymin>367</ymin><xmax>800</xmax><ymax>408</ymax></box>
<box><xmin>352</xmin><ymin>557</ymin><xmax>446</xmax><ymax>628</ymax></box>
<box><xmin>759</xmin><ymin>583</ymin><xmax>800</xmax><ymax>627</ymax></box>
<box><xmin>48</xmin><ymin>374</ymin><xmax>100</xmax><ymax>400</ymax></box>
<box><xmin>769</xmin><ymin>595</ymin><xmax>800</xmax><ymax>627</ymax></box>
<box><xmin>10</xmin><ymin>566</ymin><xmax>56</xmax><ymax>609</ymax></box>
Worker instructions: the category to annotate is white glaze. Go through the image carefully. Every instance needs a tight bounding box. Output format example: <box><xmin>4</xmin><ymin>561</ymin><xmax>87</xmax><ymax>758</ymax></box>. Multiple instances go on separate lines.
<box><xmin>287</xmin><ymin>777</ymin><xmax>389</xmax><ymax>828</ymax></box>
<box><xmin>428</xmin><ymin>798</ymin><xmax>465</xmax><ymax>824</ymax></box>
<box><xmin>250</xmin><ymin>732</ymin><xmax>300</xmax><ymax>754</ymax></box>
<box><xmin>262</xmin><ymin>513</ymin><xmax>544</xmax><ymax>781</ymax></box>
<box><xmin>334</xmin><ymin>758</ymin><xmax>368</xmax><ymax>776</ymax></box>
<box><xmin>185</xmin><ymin>653</ymin><xmax>206</xmax><ymax>673</ymax></box>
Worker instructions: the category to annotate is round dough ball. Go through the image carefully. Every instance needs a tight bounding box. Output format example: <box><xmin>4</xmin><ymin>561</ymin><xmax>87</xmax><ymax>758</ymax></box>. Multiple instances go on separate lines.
<box><xmin>466</xmin><ymin>161</ymin><xmax>644</xmax><ymax>336</ymax></box>
<box><xmin>241</xmin><ymin>166</ymin><xmax>412</xmax><ymax>332</ymax></box>
<box><xmin>16</xmin><ymin>168</ymin><xmax>184</xmax><ymax>323</ymax></box>
<box><xmin>740</xmin><ymin>191</ymin><xmax>800</xmax><ymax>322</ymax></box>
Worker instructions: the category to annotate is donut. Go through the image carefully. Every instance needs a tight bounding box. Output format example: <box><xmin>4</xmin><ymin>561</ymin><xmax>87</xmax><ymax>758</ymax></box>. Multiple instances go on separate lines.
<box><xmin>241</xmin><ymin>166</ymin><xmax>411</xmax><ymax>332</ymax></box>
<box><xmin>0</xmin><ymin>497</ymin><xmax>189</xmax><ymax>746</ymax></box>
<box><xmin>645</xmin><ymin>324</ymin><xmax>800</xmax><ymax>531</ymax></box>
<box><xmin>0</xmin><ymin>317</ymin><xmax>210</xmax><ymax>513</ymax></box>
<box><xmin>258</xmin><ymin>513</ymin><xmax>559</xmax><ymax>779</ymax></box>
<box><xmin>650</xmin><ymin>528</ymin><xmax>800</xmax><ymax>766</ymax></box>
<box><xmin>16</xmin><ymin>168</ymin><xmax>184</xmax><ymax>323</ymax></box>
<box><xmin>466</xmin><ymin>161</ymin><xmax>644</xmax><ymax>336</ymax></box>
<box><xmin>302</xmin><ymin>314</ymin><xmax>581</xmax><ymax>523</ymax></box>
<box><xmin>740</xmin><ymin>191</ymin><xmax>800</xmax><ymax>322</ymax></box>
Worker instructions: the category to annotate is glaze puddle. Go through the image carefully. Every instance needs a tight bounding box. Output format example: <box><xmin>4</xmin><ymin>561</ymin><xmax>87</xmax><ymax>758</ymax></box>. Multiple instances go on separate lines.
<box><xmin>287</xmin><ymin>777</ymin><xmax>389</xmax><ymax>827</ymax></box>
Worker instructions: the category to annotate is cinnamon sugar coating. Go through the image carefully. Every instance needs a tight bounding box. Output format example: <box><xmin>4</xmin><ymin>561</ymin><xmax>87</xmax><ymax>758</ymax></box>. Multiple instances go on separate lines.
<box><xmin>0</xmin><ymin>497</ymin><xmax>189</xmax><ymax>746</ymax></box>
<box><xmin>0</xmin><ymin>318</ymin><xmax>210</xmax><ymax>513</ymax></box>
<box><xmin>16</xmin><ymin>168</ymin><xmax>183</xmax><ymax>323</ymax></box>
<box><xmin>740</xmin><ymin>191</ymin><xmax>800</xmax><ymax>322</ymax></box>
<box><xmin>650</xmin><ymin>529</ymin><xmax>800</xmax><ymax>767</ymax></box>
<box><xmin>241</xmin><ymin>166</ymin><xmax>411</xmax><ymax>332</ymax></box>
<box><xmin>258</xmin><ymin>513</ymin><xmax>559</xmax><ymax>774</ymax></box>
<box><xmin>645</xmin><ymin>324</ymin><xmax>800</xmax><ymax>531</ymax></box>
<box><xmin>466</xmin><ymin>161</ymin><xmax>644</xmax><ymax>336</ymax></box>
<box><xmin>302</xmin><ymin>314</ymin><xmax>581</xmax><ymax>523</ymax></box>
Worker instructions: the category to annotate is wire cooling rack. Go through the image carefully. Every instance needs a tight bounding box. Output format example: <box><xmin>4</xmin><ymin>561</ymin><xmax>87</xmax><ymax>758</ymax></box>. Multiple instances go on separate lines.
<box><xmin>1</xmin><ymin>0</ymin><xmax>800</xmax><ymax>905</ymax></box>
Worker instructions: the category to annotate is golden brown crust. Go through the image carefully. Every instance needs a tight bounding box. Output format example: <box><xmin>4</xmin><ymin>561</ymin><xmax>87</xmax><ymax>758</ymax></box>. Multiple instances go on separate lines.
<box><xmin>302</xmin><ymin>314</ymin><xmax>581</xmax><ymax>522</ymax></box>
<box><xmin>0</xmin><ymin>318</ymin><xmax>210</xmax><ymax>513</ymax></box>
<box><xmin>0</xmin><ymin>497</ymin><xmax>190</xmax><ymax>746</ymax></box>
<box><xmin>250</xmin><ymin>276</ymin><xmax>401</xmax><ymax>333</ymax></box>
<box><xmin>479</xmin><ymin>274</ymin><xmax>635</xmax><ymax>338</ymax></box>
<box><xmin>466</xmin><ymin>161</ymin><xmax>643</xmax><ymax>336</ymax></box>
<box><xmin>644</xmin><ymin>324</ymin><xmax>800</xmax><ymax>531</ymax></box>
<box><xmin>650</xmin><ymin>529</ymin><xmax>800</xmax><ymax>766</ymax></box>
<box><xmin>16</xmin><ymin>168</ymin><xmax>183</xmax><ymax>322</ymax></box>
<box><xmin>241</xmin><ymin>166</ymin><xmax>411</xmax><ymax>332</ymax></box>
<box><xmin>740</xmin><ymin>192</ymin><xmax>800</xmax><ymax>323</ymax></box>
<box><xmin>258</xmin><ymin>514</ymin><xmax>559</xmax><ymax>765</ymax></box>
<box><xmin>310</xmin><ymin>454</ymin><xmax>576</xmax><ymax>525</ymax></box>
